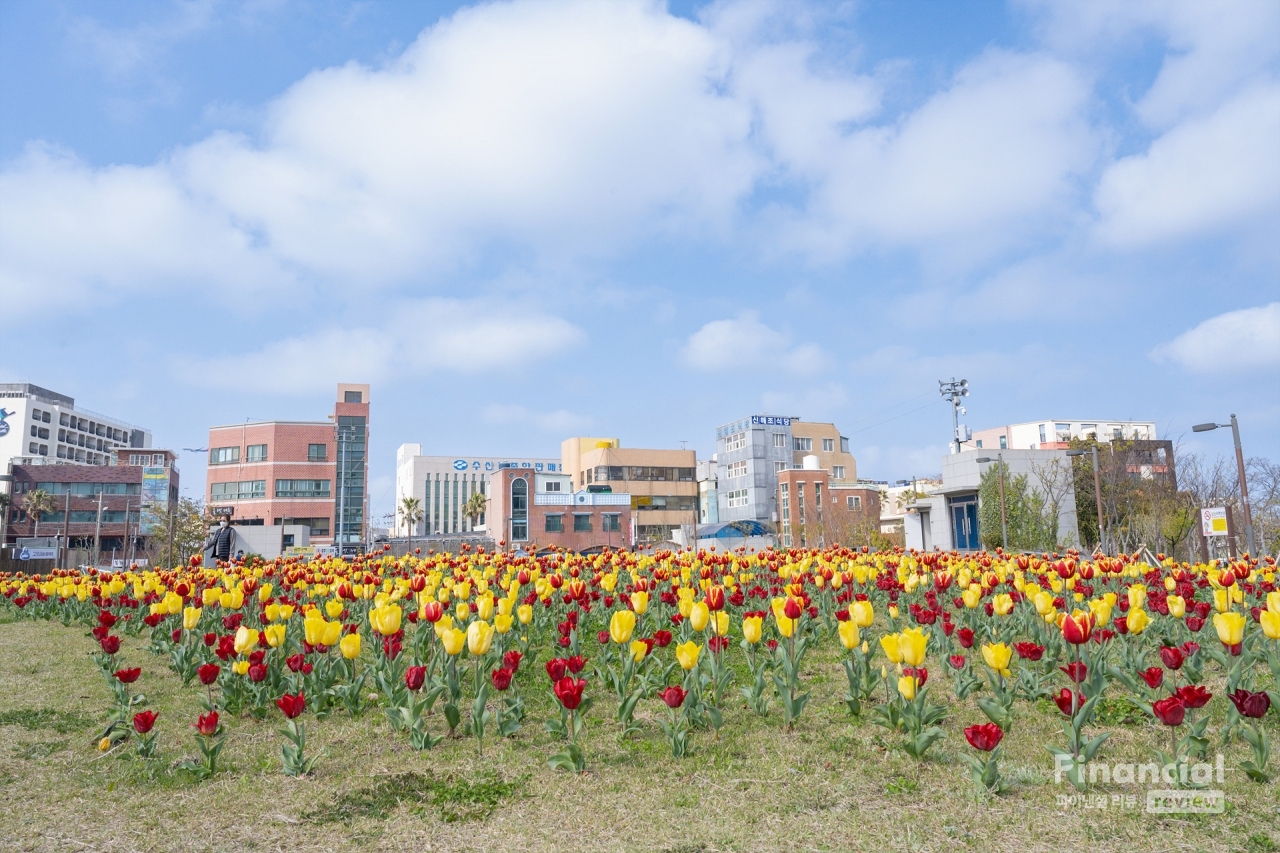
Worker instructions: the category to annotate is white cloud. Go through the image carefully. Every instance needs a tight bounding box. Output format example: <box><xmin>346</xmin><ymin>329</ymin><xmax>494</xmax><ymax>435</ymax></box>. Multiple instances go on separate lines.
<box><xmin>681</xmin><ymin>313</ymin><xmax>827</xmax><ymax>373</ymax></box>
<box><xmin>1151</xmin><ymin>302</ymin><xmax>1280</xmax><ymax>372</ymax></box>
<box><xmin>481</xmin><ymin>404</ymin><xmax>590</xmax><ymax>434</ymax></box>
<box><xmin>174</xmin><ymin>298</ymin><xmax>585</xmax><ymax>393</ymax></box>
<box><xmin>68</xmin><ymin>0</ymin><xmax>218</xmax><ymax>77</ymax></box>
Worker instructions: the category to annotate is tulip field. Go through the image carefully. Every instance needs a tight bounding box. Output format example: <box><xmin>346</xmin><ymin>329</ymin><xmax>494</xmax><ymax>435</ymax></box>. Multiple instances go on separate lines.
<box><xmin>2</xmin><ymin>546</ymin><xmax>1280</xmax><ymax>852</ymax></box>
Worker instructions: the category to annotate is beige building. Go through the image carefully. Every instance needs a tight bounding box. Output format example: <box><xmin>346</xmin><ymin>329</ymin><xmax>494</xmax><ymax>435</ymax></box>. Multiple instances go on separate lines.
<box><xmin>790</xmin><ymin>421</ymin><xmax>857</xmax><ymax>482</ymax></box>
<box><xmin>562</xmin><ymin>437</ymin><xmax>696</xmax><ymax>545</ymax></box>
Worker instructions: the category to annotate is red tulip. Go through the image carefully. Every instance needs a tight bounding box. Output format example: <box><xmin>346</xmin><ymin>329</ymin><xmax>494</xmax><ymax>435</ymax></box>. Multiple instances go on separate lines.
<box><xmin>1152</xmin><ymin>696</ymin><xmax>1186</xmax><ymax>727</ymax></box>
<box><xmin>98</xmin><ymin>611</ymin><xmax>117</xmax><ymax>629</ymax></box>
<box><xmin>546</xmin><ymin>659</ymin><xmax>568</xmax><ymax>682</ymax></box>
<box><xmin>421</xmin><ymin>601</ymin><xmax>443</xmax><ymax>623</ymax></box>
<box><xmin>1227</xmin><ymin>689</ymin><xmax>1270</xmax><ymax>719</ymax></box>
<box><xmin>100</xmin><ymin>635</ymin><xmax>121</xmax><ymax>655</ymax></box>
<box><xmin>195</xmin><ymin>711</ymin><xmax>219</xmax><ymax>737</ymax></box>
<box><xmin>276</xmin><ymin>692</ymin><xmax>306</xmax><ymax>719</ymax></box>
<box><xmin>1159</xmin><ymin>646</ymin><xmax>1184</xmax><ymax>670</ymax></box>
<box><xmin>1054</xmin><ymin>688</ymin><xmax>1084</xmax><ymax>716</ymax></box>
<box><xmin>956</xmin><ymin>627</ymin><xmax>975</xmax><ymax>648</ymax></box>
<box><xmin>1175</xmin><ymin>685</ymin><xmax>1212</xmax><ymax>709</ymax></box>
<box><xmin>1139</xmin><ymin>667</ymin><xmax>1164</xmax><ymax>689</ymax></box>
<box><xmin>1013</xmin><ymin>642</ymin><xmax>1044</xmax><ymax>661</ymax></box>
<box><xmin>1062</xmin><ymin>611</ymin><xmax>1093</xmax><ymax>644</ymax></box>
<box><xmin>404</xmin><ymin>665</ymin><xmax>426</xmax><ymax>691</ymax></box>
<box><xmin>503</xmin><ymin>650</ymin><xmax>523</xmax><ymax>673</ymax></box>
<box><xmin>491</xmin><ymin>667</ymin><xmax>513</xmax><ymax>691</ymax></box>
<box><xmin>783</xmin><ymin>598</ymin><xmax>803</xmax><ymax>620</ymax></box>
<box><xmin>964</xmin><ymin>722</ymin><xmax>1003</xmax><ymax>751</ymax></box>
<box><xmin>132</xmin><ymin>710</ymin><xmax>158</xmax><ymax>734</ymax></box>
<box><xmin>1060</xmin><ymin>661</ymin><xmax>1088</xmax><ymax>682</ymax></box>
<box><xmin>248</xmin><ymin>663</ymin><xmax>267</xmax><ymax>683</ymax></box>
<box><xmin>285</xmin><ymin>653</ymin><xmax>306</xmax><ymax>673</ymax></box>
<box><xmin>197</xmin><ymin>663</ymin><xmax>221</xmax><ymax>685</ymax></box>
<box><xmin>660</xmin><ymin>686</ymin><xmax>687</xmax><ymax>709</ymax></box>
<box><xmin>948</xmin><ymin>654</ymin><xmax>966</xmax><ymax>670</ymax></box>
<box><xmin>653</xmin><ymin>630</ymin><xmax>673</xmax><ymax>648</ymax></box>
<box><xmin>565</xmin><ymin>655</ymin><xmax>586</xmax><ymax>674</ymax></box>
<box><xmin>705</xmin><ymin>586</ymin><xmax>725</xmax><ymax>612</ymax></box>
<box><xmin>114</xmin><ymin>667</ymin><xmax>141</xmax><ymax>684</ymax></box>
<box><xmin>553</xmin><ymin>677</ymin><xmax>586</xmax><ymax>710</ymax></box>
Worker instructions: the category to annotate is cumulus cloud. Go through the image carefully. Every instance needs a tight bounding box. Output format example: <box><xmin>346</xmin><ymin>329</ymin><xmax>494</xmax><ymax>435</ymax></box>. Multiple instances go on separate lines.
<box><xmin>681</xmin><ymin>314</ymin><xmax>827</xmax><ymax>374</ymax></box>
<box><xmin>175</xmin><ymin>298</ymin><xmax>585</xmax><ymax>393</ymax></box>
<box><xmin>1151</xmin><ymin>302</ymin><xmax>1280</xmax><ymax>372</ymax></box>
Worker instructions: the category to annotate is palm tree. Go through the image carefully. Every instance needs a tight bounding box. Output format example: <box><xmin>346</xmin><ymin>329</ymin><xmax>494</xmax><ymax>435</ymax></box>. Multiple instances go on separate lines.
<box><xmin>399</xmin><ymin>496</ymin><xmax>424</xmax><ymax>553</ymax></box>
<box><xmin>463</xmin><ymin>491</ymin><xmax>488</xmax><ymax>532</ymax></box>
<box><xmin>24</xmin><ymin>489</ymin><xmax>56</xmax><ymax>540</ymax></box>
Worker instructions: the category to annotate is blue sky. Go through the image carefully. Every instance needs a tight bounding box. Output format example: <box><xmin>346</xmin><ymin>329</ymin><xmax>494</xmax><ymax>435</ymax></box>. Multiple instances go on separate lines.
<box><xmin>2</xmin><ymin>0</ymin><xmax>1277</xmax><ymax>526</ymax></box>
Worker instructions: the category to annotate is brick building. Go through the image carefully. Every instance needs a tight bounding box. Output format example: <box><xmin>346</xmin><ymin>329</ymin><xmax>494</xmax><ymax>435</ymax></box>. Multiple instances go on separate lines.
<box><xmin>488</xmin><ymin>468</ymin><xmax>632</xmax><ymax>553</ymax></box>
<box><xmin>2</xmin><ymin>450</ymin><xmax>179</xmax><ymax>560</ymax></box>
<box><xmin>562</xmin><ymin>437</ymin><xmax>694</xmax><ymax>544</ymax></box>
<box><xmin>777</xmin><ymin>461</ymin><xmax>880</xmax><ymax>548</ymax></box>
<box><xmin>206</xmin><ymin>384</ymin><xmax>369</xmax><ymax>553</ymax></box>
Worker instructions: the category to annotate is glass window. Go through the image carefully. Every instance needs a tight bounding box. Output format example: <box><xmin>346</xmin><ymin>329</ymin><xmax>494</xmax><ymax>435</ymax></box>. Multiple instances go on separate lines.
<box><xmin>246</xmin><ymin>444</ymin><xmax>267</xmax><ymax>462</ymax></box>
<box><xmin>793</xmin><ymin>437</ymin><xmax>812</xmax><ymax>451</ymax></box>
<box><xmin>775</xmin><ymin>461</ymin><xmax>787</xmax><ymax>473</ymax></box>
<box><xmin>344</xmin><ymin>391</ymin><xmax>362</xmax><ymax>403</ymax></box>
<box><xmin>725</xmin><ymin>432</ymin><xmax>747</xmax><ymax>452</ymax></box>
<box><xmin>602</xmin><ymin>514</ymin><xmax>621</xmax><ymax>532</ymax></box>
<box><xmin>275</xmin><ymin>479</ymin><xmax>331</xmax><ymax>498</ymax></box>
<box><xmin>573</xmin><ymin>513</ymin><xmax>592</xmax><ymax>532</ymax></box>
<box><xmin>840</xmin><ymin>436</ymin><xmax>849</xmax><ymax>453</ymax></box>
<box><xmin>544</xmin><ymin>480</ymin><xmax>562</xmax><ymax>492</ymax></box>
<box><xmin>975</xmin><ymin>439</ymin><xmax>983</xmax><ymax>448</ymax></box>
<box><xmin>999</xmin><ymin>435</ymin><xmax>1007</xmax><ymax>449</ymax></box>
<box><xmin>726</xmin><ymin>489</ymin><xmax>749</xmax><ymax>508</ymax></box>
<box><xmin>209</xmin><ymin>447</ymin><xmax>240</xmax><ymax>465</ymax></box>
<box><xmin>308</xmin><ymin>444</ymin><xmax>327</xmax><ymax>461</ymax></box>
<box><xmin>511</xmin><ymin>477</ymin><xmax>528</xmax><ymax>541</ymax></box>
<box><xmin>773</xmin><ymin>433</ymin><xmax>786</xmax><ymax>448</ymax></box>
<box><xmin>822</xmin><ymin>438</ymin><xmax>834</xmax><ymax>452</ymax></box>
<box><xmin>1039</xmin><ymin>424</ymin><xmax>1047</xmax><ymax>444</ymax></box>
<box><xmin>545</xmin><ymin>514</ymin><xmax>563</xmax><ymax>533</ymax></box>
<box><xmin>832</xmin><ymin>466</ymin><xmax>845</xmax><ymax>479</ymax></box>
<box><xmin>725</xmin><ymin>460</ymin><xmax>748</xmax><ymax>479</ymax></box>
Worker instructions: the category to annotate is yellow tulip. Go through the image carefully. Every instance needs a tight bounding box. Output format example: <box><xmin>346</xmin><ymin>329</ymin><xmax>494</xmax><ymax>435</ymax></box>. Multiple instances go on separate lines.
<box><xmin>477</xmin><ymin>595</ymin><xmax>495</xmax><ymax>621</ymax></box>
<box><xmin>1214</xmin><ymin>611</ymin><xmax>1246</xmax><ymax>647</ymax></box>
<box><xmin>182</xmin><ymin>606</ymin><xmax>202</xmax><ymax>631</ymax></box>
<box><xmin>371</xmin><ymin>603</ymin><xmax>403</xmax><ymax>636</ymax></box>
<box><xmin>1267</xmin><ymin>591</ymin><xmax>1280</xmax><ymax>614</ymax></box>
<box><xmin>962</xmin><ymin>585</ymin><xmax>982</xmax><ymax>609</ymax></box>
<box><xmin>992</xmin><ymin>593</ymin><xmax>1013</xmax><ymax>616</ymax></box>
<box><xmin>630</xmin><ymin>591</ymin><xmax>649</xmax><ymax>615</ymax></box>
<box><xmin>897</xmin><ymin>675</ymin><xmax>917</xmax><ymax>700</ymax></box>
<box><xmin>233</xmin><ymin>626</ymin><xmax>259</xmax><ymax>655</ymax></box>
<box><xmin>232</xmin><ymin>660</ymin><xmax>250</xmax><ymax>675</ymax></box>
<box><xmin>712</xmin><ymin>611</ymin><xmax>730</xmax><ymax>637</ymax></box>
<box><xmin>899</xmin><ymin>627</ymin><xmax>928</xmax><ymax>666</ymax></box>
<box><xmin>981</xmin><ymin>642</ymin><xmax>1012</xmax><ymax>677</ymax></box>
<box><xmin>455</xmin><ymin>601</ymin><xmax>471</xmax><ymax>623</ymax></box>
<box><xmin>340</xmin><ymin>632</ymin><xmax>361</xmax><ymax>660</ymax></box>
<box><xmin>1213</xmin><ymin>589</ymin><xmax>1229</xmax><ymax>613</ymax></box>
<box><xmin>494</xmin><ymin>613</ymin><xmax>514</xmax><ymax>634</ymax></box>
<box><xmin>202</xmin><ymin>587</ymin><xmax>221</xmax><ymax>607</ymax></box>
<box><xmin>264</xmin><ymin>602</ymin><xmax>281</xmax><ymax>622</ymax></box>
<box><xmin>497</xmin><ymin>597</ymin><xmax>514</xmax><ymax>616</ymax></box>
<box><xmin>467</xmin><ymin>620</ymin><xmax>495</xmax><ymax>656</ymax></box>
<box><xmin>742</xmin><ymin>615</ymin><xmax>763</xmax><ymax>644</ymax></box>
<box><xmin>517</xmin><ymin>604</ymin><xmax>533</xmax><ymax>625</ymax></box>
<box><xmin>164</xmin><ymin>591</ymin><xmax>183</xmax><ymax>615</ymax></box>
<box><xmin>850</xmin><ymin>600</ymin><xmax>874</xmax><ymax>628</ymax></box>
<box><xmin>676</xmin><ymin>641</ymin><xmax>701</xmax><ymax>671</ymax></box>
<box><xmin>322</xmin><ymin>620</ymin><xmax>343</xmax><ymax>647</ymax></box>
<box><xmin>1033</xmin><ymin>591</ymin><xmax>1054</xmax><ymax>615</ymax></box>
<box><xmin>441</xmin><ymin>627</ymin><xmax>466</xmax><ymax>656</ymax></box>
<box><xmin>1126</xmin><ymin>606</ymin><xmax>1149</xmax><ymax>635</ymax></box>
<box><xmin>1166</xmin><ymin>595</ymin><xmax>1186</xmax><ymax>618</ymax></box>
<box><xmin>303</xmin><ymin>615</ymin><xmax>325</xmax><ymax>646</ymax></box>
<box><xmin>838</xmin><ymin>619</ymin><xmax>860</xmax><ymax>650</ymax></box>
<box><xmin>629</xmin><ymin>639</ymin><xmax>649</xmax><ymax>662</ymax></box>
<box><xmin>888</xmin><ymin>604</ymin><xmax>899</xmax><ymax>620</ymax></box>
<box><xmin>258</xmin><ymin>583</ymin><xmax>274</xmax><ymax>602</ymax></box>
<box><xmin>689</xmin><ymin>602</ymin><xmax>710</xmax><ymax>633</ymax></box>
<box><xmin>279</xmin><ymin>605</ymin><xmax>295</xmax><ymax>620</ymax></box>
<box><xmin>1127</xmin><ymin>584</ymin><xmax>1146</xmax><ymax>611</ymax></box>
<box><xmin>325</xmin><ymin>598</ymin><xmax>344</xmax><ymax>619</ymax></box>
<box><xmin>880</xmin><ymin>633</ymin><xmax>903</xmax><ymax>664</ymax></box>
<box><xmin>264</xmin><ymin>624</ymin><xmax>287</xmax><ymax>648</ymax></box>
<box><xmin>775</xmin><ymin>613</ymin><xmax>796</xmax><ymax>638</ymax></box>
<box><xmin>604</xmin><ymin>609</ymin><xmax>634</xmax><ymax>645</ymax></box>
<box><xmin>1089</xmin><ymin>598</ymin><xmax>1113</xmax><ymax>626</ymax></box>
<box><xmin>1260</xmin><ymin>610</ymin><xmax>1280</xmax><ymax>641</ymax></box>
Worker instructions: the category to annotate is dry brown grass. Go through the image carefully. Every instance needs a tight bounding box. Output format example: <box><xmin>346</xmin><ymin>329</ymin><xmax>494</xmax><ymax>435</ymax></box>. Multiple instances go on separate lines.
<box><xmin>0</xmin><ymin>617</ymin><xmax>1278</xmax><ymax>853</ymax></box>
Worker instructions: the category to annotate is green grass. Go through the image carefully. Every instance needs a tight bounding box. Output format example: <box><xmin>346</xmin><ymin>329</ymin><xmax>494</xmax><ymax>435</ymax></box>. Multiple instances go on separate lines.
<box><xmin>0</xmin><ymin>618</ymin><xmax>1279</xmax><ymax>852</ymax></box>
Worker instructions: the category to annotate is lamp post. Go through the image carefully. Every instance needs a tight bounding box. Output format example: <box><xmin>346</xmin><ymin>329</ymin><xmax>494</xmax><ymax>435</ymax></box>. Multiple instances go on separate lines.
<box><xmin>975</xmin><ymin>456</ymin><xmax>1007</xmax><ymax>550</ymax></box>
<box><xmin>1066</xmin><ymin>447</ymin><xmax>1105</xmax><ymax>556</ymax></box>
<box><xmin>1193</xmin><ymin>415</ymin><xmax>1256</xmax><ymax>557</ymax></box>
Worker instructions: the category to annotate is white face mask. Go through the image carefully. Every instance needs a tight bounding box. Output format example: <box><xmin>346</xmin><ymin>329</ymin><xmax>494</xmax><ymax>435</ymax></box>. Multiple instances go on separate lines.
<box><xmin>219</xmin><ymin>520</ymin><xmax>228</xmax><ymax>528</ymax></box>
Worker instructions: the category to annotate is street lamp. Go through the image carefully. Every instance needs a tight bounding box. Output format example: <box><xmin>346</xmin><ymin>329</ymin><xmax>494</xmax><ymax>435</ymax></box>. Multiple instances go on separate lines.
<box><xmin>975</xmin><ymin>455</ymin><xmax>1007</xmax><ymax>550</ymax></box>
<box><xmin>1192</xmin><ymin>415</ymin><xmax>1256</xmax><ymax>557</ymax></box>
<box><xmin>1066</xmin><ymin>447</ymin><xmax>1106</xmax><ymax>556</ymax></box>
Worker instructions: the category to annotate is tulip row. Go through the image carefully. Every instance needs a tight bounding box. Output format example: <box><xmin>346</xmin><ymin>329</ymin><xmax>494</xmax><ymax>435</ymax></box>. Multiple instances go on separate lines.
<box><xmin>2</xmin><ymin>544</ymin><xmax>1278</xmax><ymax>791</ymax></box>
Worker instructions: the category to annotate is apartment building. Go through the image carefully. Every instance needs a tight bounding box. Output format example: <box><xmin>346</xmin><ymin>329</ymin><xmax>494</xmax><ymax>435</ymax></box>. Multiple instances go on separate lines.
<box><xmin>777</xmin><ymin>459</ymin><xmax>880</xmax><ymax>548</ymax></box>
<box><xmin>488</xmin><ymin>468</ymin><xmax>632</xmax><ymax>552</ymax></box>
<box><xmin>0</xmin><ymin>383</ymin><xmax>151</xmax><ymax>470</ymax></box>
<box><xmin>395</xmin><ymin>446</ymin><xmax>561</xmax><ymax>536</ymax></box>
<box><xmin>562</xmin><ymin>437</ymin><xmax>695</xmax><ymax>545</ymax></box>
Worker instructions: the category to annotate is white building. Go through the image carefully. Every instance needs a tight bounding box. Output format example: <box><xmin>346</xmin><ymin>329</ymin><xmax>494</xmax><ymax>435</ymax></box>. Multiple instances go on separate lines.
<box><xmin>905</xmin><ymin>449</ymin><xmax>1080</xmax><ymax>552</ymax></box>
<box><xmin>394</xmin><ymin>445</ymin><xmax>561</xmax><ymax>536</ymax></box>
<box><xmin>965</xmin><ymin>419</ymin><xmax>1157</xmax><ymax>452</ymax></box>
<box><xmin>0</xmin><ymin>384</ymin><xmax>151</xmax><ymax>471</ymax></box>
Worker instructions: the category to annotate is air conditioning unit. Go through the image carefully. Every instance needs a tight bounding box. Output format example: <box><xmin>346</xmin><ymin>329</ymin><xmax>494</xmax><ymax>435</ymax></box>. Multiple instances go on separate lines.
<box><xmin>955</xmin><ymin>425</ymin><xmax>972</xmax><ymax>442</ymax></box>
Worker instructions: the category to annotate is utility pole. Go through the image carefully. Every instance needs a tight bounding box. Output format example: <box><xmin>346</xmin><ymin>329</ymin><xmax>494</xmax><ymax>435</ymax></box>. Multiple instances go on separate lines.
<box><xmin>1092</xmin><ymin>445</ymin><xmax>1105</xmax><ymax>556</ymax></box>
<box><xmin>997</xmin><ymin>452</ymin><xmax>1008</xmax><ymax>551</ymax></box>
<box><xmin>1193</xmin><ymin>414</ymin><xmax>1256</xmax><ymax>557</ymax></box>
<box><xmin>938</xmin><ymin>378</ymin><xmax>970</xmax><ymax>454</ymax></box>
<box><xmin>93</xmin><ymin>491</ymin><xmax>103</xmax><ymax>568</ymax></box>
<box><xmin>61</xmin><ymin>490</ymin><xmax>70</xmax><ymax>569</ymax></box>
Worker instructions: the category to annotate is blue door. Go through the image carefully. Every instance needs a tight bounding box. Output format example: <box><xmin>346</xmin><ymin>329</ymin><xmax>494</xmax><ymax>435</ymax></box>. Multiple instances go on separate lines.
<box><xmin>950</xmin><ymin>496</ymin><xmax>979</xmax><ymax>550</ymax></box>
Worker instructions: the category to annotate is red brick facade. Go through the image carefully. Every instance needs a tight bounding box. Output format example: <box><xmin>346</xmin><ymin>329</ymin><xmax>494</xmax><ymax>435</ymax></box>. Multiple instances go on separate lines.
<box><xmin>777</xmin><ymin>467</ymin><xmax>880</xmax><ymax>548</ymax></box>
<box><xmin>489</xmin><ymin>469</ymin><xmax>632</xmax><ymax>553</ymax></box>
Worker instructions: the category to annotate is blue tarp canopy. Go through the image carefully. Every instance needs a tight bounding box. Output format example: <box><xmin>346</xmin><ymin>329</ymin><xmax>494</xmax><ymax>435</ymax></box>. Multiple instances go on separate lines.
<box><xmin>698</xmin><ymin>520</ymin><xmax>770</xmax><ymax>539</ymax></box>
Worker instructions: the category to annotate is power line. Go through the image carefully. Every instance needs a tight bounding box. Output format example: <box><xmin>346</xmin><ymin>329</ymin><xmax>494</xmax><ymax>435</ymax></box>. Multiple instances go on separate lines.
<box><xmin>847</xmin><ymin>398</ymin><xmax>946</xmax><ymax>436</ymax></box>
